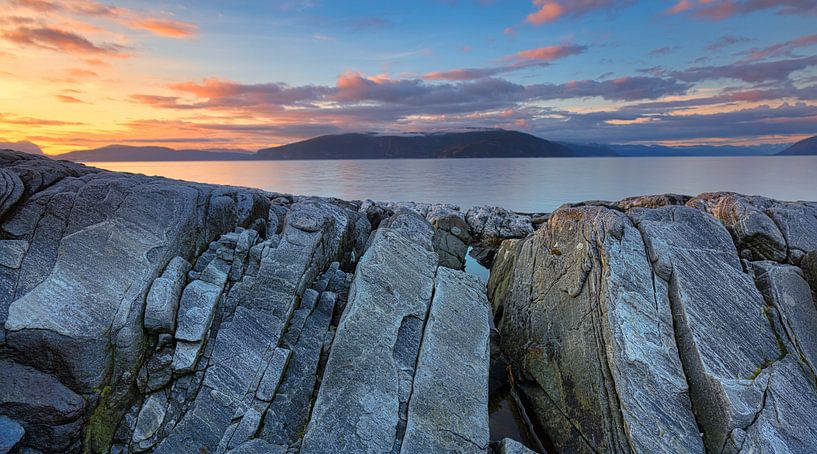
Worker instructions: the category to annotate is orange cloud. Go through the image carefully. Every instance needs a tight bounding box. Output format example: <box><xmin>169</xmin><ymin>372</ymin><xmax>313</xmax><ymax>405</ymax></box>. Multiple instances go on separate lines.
<box><xmin>130</xmin><ymin>18</ymin><xmax>198</xmax><ymax>38</ymax></box>
<box><xmin>526</xmin><ymin>2</ymin><xmax>565</xmax><ymax>25</ymax></box>
<box><xmin>511</xmin><ymin>44</ymin><xmax>586</xmax><ymax>62</ymax></box>
<box><xmin>56</xmin><ymin>94</ymin><xmax>85</xmax><ymax>103</ymax></box>
<box><xmin>1</xmin><ymin>25</ymin><xmax>130</xmax><ymax>56</ymax></box>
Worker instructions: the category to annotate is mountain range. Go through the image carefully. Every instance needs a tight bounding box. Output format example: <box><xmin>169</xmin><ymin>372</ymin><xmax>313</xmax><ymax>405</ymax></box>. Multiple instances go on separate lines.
<box><xmin>45</xmin><ymin>130</ymin><xmax>816</xmax><ymax>162</ymax></box>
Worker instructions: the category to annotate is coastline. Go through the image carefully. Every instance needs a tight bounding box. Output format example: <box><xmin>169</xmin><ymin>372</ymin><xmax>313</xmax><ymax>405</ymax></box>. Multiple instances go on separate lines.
<box><xmin>2</xmin><ymin>150</ymin><xmax>817</xmax><ymax>453</ymax></box>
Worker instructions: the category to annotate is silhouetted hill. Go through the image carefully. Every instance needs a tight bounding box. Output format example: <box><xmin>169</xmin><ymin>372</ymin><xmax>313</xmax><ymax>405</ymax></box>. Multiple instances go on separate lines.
<box><xmin>779</xmin><ymin>136</ymin><xmax>817</xmax><ymax>155</ymax></box>
<box><xmin>56</xmin><ymin>145</ymin><xmax>255</xmax><ymax>162</ymax></box>
<box><xmin>256</xmin><ymin>130</ymin><xmax>597</xmax><ymax>159</ymax></box>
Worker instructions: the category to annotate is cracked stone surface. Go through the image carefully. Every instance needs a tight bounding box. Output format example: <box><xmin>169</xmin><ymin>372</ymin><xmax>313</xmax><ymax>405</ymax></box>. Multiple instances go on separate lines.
<box><xmin>3</xmin><ymin>150</ymin><xmax>817</xmax><ymax>454</ymax></box>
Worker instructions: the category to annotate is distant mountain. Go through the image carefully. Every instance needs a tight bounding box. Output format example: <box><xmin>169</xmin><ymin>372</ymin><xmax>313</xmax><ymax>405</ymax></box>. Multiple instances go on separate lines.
<box><xmin>56</xmin><ymin>145</ymin><xmax>255</xmax><ymax>162</ymax></box>
<box><xmin>256</xmin><ymin>130</ymin><xmax>603</xmax><ymax>160</ymax></box>
<box><xmin>779</xmin><ymin>136</ymin><xmax>817</xmax><ymax>155</ymax></box>
<box><xmin>562</xmin><ymin>142</ymin><xmax>783</xmax><ymax>157</ymax></box>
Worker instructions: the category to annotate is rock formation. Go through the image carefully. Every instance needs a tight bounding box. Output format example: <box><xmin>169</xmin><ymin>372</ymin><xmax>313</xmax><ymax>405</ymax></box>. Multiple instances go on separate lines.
<box><xmin>1</xmin><ymin>149</ymin><xmax>816</xmax><ymax>454</ymax></box>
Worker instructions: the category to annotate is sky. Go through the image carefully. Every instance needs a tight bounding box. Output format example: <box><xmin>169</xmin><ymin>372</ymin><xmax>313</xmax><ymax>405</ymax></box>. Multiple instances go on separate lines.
<box><xmin>0</xmin><ymin>0</ymin><xmax>816</xmax><ymax>155</ymax></box>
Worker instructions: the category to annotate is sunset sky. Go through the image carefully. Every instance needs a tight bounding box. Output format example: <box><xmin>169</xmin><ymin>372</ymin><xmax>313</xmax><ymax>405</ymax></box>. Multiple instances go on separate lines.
<box><xmin>1</xmin><ymin>0</ymin><xmax>816</xmax><ymax>155</ymax></box>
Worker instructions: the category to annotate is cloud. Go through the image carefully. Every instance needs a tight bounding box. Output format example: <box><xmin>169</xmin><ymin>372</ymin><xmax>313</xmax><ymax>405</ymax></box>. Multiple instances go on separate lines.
<box><xmin>129</xmin><ymin>18</ymin><xmax>198</xmax><ymax>38</ymax></box>
<box><xmin>56</xmin><ymin>94</ymin><xmax>86</xmax><ymax>103</ymax></box>
<box><xmin>706</xmin><ymin>35</ymin><xmax>750</xmax><ymax>52</ymax></box>
<box><xmin>666</xmin><ymin>0</ymin><xmax>817</xmax><ymax>20</ymax></box>
<box><xmin>8</xmin><ymin>0</ymin><xmax>199</xmax><ymax>39</ymax></box>
<box><xmin>649</xmin><ymin>46</ymin><xmax>678</xmax><ymax>56</ymax></box>
<box><xmin>424</xmin><ymin>44</ymin><xmax>587</xmax><ymax>81</ymax></box>
<box><xmin>673</xmin><ymin>56</ymin><xmax>817</xmax><ymax>83</ymax></box>
<box><xmin>0</xmin><ymin>113</ymin><xmax>83</xmax><ymax>126</ymax></box>
<box><xmin>1</xmin><ymin>25</ymin><xmax>130</xmax><ymax>56</ymax></box>
<box><xmin>742</xmin><ymin>34</ymin><xmax>817</xmax><ymax>61</ymax></box>
<box><xmin>525</xmin><ymin>0</ymin><xmax>629</xmax><ymax>25</ymax></box>
<box><xmin>530</xmin><ymin>76</ymin><xmax>691</xmax><ymax>101</ymax></box>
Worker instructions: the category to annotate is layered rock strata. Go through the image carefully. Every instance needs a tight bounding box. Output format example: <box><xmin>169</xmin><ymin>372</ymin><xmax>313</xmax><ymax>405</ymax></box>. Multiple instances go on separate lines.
<box><xmin>2</xmin><ymin>149</ymin><xmax>817</xmax><ymax>454</ymax></box>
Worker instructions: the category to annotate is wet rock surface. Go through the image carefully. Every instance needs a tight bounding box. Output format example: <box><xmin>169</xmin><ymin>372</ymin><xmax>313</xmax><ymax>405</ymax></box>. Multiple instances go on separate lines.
<box><xmin>1</xmin><ymin>150</ymin><xmax>816</xmax><ymax>453</ymax></box>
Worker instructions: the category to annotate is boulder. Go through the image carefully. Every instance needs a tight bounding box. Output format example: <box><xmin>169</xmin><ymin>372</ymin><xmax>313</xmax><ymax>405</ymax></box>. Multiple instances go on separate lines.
<box><xmin>499</xmin><ymin>206</ymin><xmax>703</xmax><ymax>453</ymax></box>
<box><xmin>465</xmin><ymin>206</ymin><xmax>534</xmax><ymax>241</ymax></box>
<box><xmin>431</xmin><ymin>213</ymin><xmax>472</xmax><ymax>270</ymax></box>
<box><xmin>0</xmin><ymin>168</ymin><xmax>24</xmax><ymax>219</ymax></box>
<box><xmin>0</xmin><ymin>240</ymin><xmax>28</xmax><ymax>269</ymax></box>
<box><xmin>301</xmin><ymin>211</ymin><xmax>438</xmax><ymax>453</ymax></box>
<box><xmin>144</xmin><ymin>257</ymin><xmax>192</xmax><ymax>334</ymax></box>
<box><xmin>401</xmin><ymin>268</ymin><xmax>491</xmax><ymax>453</ymax></box>
<box><xmin>175</xmin><ymin>280</ymin><xmax>223</xmax><ymax>342</ymax></box>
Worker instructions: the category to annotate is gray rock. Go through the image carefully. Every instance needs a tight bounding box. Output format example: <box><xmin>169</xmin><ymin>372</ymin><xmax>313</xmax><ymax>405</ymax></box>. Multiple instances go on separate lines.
<box><xmin>616</xmin><ymin>193</ymin><xmax>690</xmax><ymax>210</ymax></box>
<box><xmin>486</xmin><ymin>239</ymin><xmax>519</xmax><ymax>316</ymax></box>
<box><xmin>175</xmin><ymin>280</ymin><xmax>222</xmax><ymax>342</ymax></box>
<box><xmin>301</xmin><ymin>213</ymin><xmax>437</xmax><ymax>454</ymax></box>
<box><xmin>0</xmin><ymin>240</ymin><xmax>28</xmax><ymax>269</ymax></box>
<box><xmin>465</xmin><ymin>206</ymin><xmax>533</xmax><ymax>241</ymax></box>
<box><xmin>171</xmin><ymin>340</ymin><xmax>204</xmax><ymax>374</ymax></box>
<box><xmin>0</xmin><ymin>168</ymin><xmax>24</xmax><ymax>219</ymax></box>
<box><xmin>432</xmin><ymin>214</ymin><xmax>472</xmax><ymax>270</ymax></box>
<box><xmin>255</xmin><ymin>348</ymin><xmax>291</xmax><ymax>402</ymax></box>
<box><xmin>226</xmin><ymin>439</ymin><xmax>286</xmax><ymax>454</ymax></box>
<box><xmin>631</xmin><ymin>205</ymin><xmax>788</xmax><ymax>452</ymax></box>
<box><xmin>226</xmin><ymin>408</ymin><xmax>262</xmax><ymax>449</ymax></box>
<box><xmin>803</xmin><ymin>250</ymin><xmax>817</xmax><ymax>293</ymax></box>
<box><xmin>751</xmin><ymin>261</ymin><xmax>817</xmax><ymax>375</ymax></box>
<box><xmin>499</xmin><ymin>206</ymin><xmax>704</xmax><ymax>453</ymax></box>
<box><xmin>145</xmin><ymin>256</ymin><xmax>192</xmax><ymax>334</ymax></box>
<box><xmin>132</xmin><ymin>392</ymin><xmax>168</xmax><ymax>444</ymax></box>
<box><xmin>0</xmin><ymin>360</ymin><xmax>85</xmax><ymax>426</ymax></box>
<box><xmin>261</xmin><ymin>291</ymin><xmax>336</xmax><ymax>445</ymax></box>
<box><xmin>732</xmin><ymin>356</ymin><xmax>817</xmax><ymax>452</ymax></box>
<box><xmin>401</xmin><ymin>268</ymin><xmax>490</xmax><ymax>453</ymax></box>
<box><xmin>497</xmin><ymin>438</ymin><xmax>537</xmax><ymax>454</ymax></box>
<box><xmin>688</xmin><ymin>193</ymin><xmax>787</xmax><ymax>262</ymax></box>
<box><xmin>0</xmin><ymin>416</ymin><xmax>24</xmax><ymax>454</ymax></box>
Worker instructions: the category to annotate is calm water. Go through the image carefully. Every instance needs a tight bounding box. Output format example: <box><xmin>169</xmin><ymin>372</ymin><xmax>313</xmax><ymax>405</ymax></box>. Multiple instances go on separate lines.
<box><xmin>88</xmin><ymin>156</ymin><xmax>817</xmax><ymax>213</ymax></box>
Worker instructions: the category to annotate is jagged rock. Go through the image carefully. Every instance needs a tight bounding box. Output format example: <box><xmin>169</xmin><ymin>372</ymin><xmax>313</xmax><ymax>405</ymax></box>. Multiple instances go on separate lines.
<box><xmin>401</xmin><ymin>268</ymin><xmax>490</xmax><ymax>453</ymax></box>
<box><xmin>803</xmin><ymin>250</ymin><xmax>817</xmax><ymax>293</ymax></box>
<box><xmin>466</xmin><ymin>206</ymin><xmax>534</xmax><ymax>241</ymax></box>
<box><xmin>255</xmin><ymin>347</ymin><xmax>291</xmax><ymax>402</ymax></box>
<box><xmin>499</xmin><ymin>205</ymin><xmax>704</xmax><ymax>453</ymax></box>
<box><xmin>486</xmin><ymin>239</ymin><xmax>519</xmax><ymax>317</ymax></box>
<box><xmin>687</xmin><ymin>193</ymin><xmax>787</xmax><ymax>262</ymax></box>
<box><xmin>0</xmin><ymin>360</ymin><xmax>86</xmax><ymax>452</ymax></box>
<box><xmin>497</xmin><ymin>438</ymin><xmax>537</xmax><ymax>454</ymax></box>
<box><xmin>155</xmin><ymin>200</ymin><xmax>362</xmax><ymax>453</ymax></box>
<box><xmin>0</xmin><ymin>240</ymin><xmax>28</xmax><ymax>269</ymax></box>
<box><xmin>631</xmin><ymin>205</ymin><xmax>798</xmax><ymax>452</ymax></box>
<box><xmin>175</xmin><ymin>280</ymin><xmax>222</xmax><ymax>342</ymax></box>
<box><xmin>0</xmin><ymin>416</ymin><xmax>24</xmax><ymax>453</ymax></box>
<box><xmin>0</xmin><ymin>168</ymin><xmax>24</xmax><ymax>219</ymax></box>
<box><xmin>616</xmin><ymin>193</ymin><xmax>690</xmax><ymax>210</ymax></box>
<box><xmin>731</xmin><ymin>356</ymin><xmax>817</xmax><ymax>452</ymax></box>
<box><xmin>171</xmin><ymin>340</ymin><xmax>204</xmax><ymax>374</ymax></box>
<box><xmin>301</xmin><ymin>211</ymin><xmax>438</xmax><ymax>453</ymax></box>
<box><xmin>751</xmin><ymin>261</ymin><xmax>817</xmax><ymax>375</ymax></box>
<box><xmin>432</xmin><ymin>213</ymin><xmax>472</xmax><ymax>270</ymax></box>
<box><xmin>144</xmin><ymin>257</ymin><xmax>192</xmax><ymax>334</ymax></box>
<box><xmin>132</xmin><ymin>392</ymin><xmax>167</xmax><ymax>447</ymax></box>
<box><xmin>261</xmin><ymin>291</ymin><xmax>336</xmax><ymax>445</ymax></box>
<box><xmin>225</xmin><ymin>439</ymin><xmax>286</xmax><ymax>454</ymax></box>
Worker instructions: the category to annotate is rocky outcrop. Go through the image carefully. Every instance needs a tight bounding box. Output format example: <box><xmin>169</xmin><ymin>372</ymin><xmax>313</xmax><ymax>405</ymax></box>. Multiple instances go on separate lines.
<box><xmin>3</xmin><ymin>150</ymin><xmax>817</xmax><ymax>454</ymax></box>
<box><xmin>496</xmin><ymin>196</ymin><xmax>817</xmax><ymax>453</ymax></box>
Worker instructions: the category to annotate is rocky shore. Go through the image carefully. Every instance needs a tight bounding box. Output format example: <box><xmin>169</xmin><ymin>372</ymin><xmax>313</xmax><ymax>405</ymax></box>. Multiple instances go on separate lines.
<box><xmin>1</xmin><ymin>149</ymin><xmax>816</xmax><ymax>453</ymax></box>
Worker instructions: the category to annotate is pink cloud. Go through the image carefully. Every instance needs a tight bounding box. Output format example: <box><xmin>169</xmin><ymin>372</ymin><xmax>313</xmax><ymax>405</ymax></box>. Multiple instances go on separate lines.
<box><xmin>130</xmin><ymin>18</ymin><xmax>198</xmax><ymax>38</ymax></box>
<box><xmin>744</xmin><ymin>34</ymin><xmax>817</xmax><ymax>61</ymax></box>
<box><xmin>525</xmin><ymin>0</ymin><xmax>626</xmax><ymax>25</ymax></box>
<box><xmin>666</xmin><ymin>0</ymin><xmax>817</xmax><ymax>20</ymax></box>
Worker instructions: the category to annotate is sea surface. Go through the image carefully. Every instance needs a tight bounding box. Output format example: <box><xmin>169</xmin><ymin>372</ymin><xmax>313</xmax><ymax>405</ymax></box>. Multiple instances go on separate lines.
<box><xmin>88</xmin><ymin>156</ymin><xmax>817</xmax><ymax>213</ymax></box>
